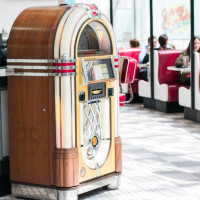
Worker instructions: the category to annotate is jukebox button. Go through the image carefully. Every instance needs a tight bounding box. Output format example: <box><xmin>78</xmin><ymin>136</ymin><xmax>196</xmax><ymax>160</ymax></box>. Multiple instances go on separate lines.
<box><xmin>108</xmin><ymin>88</ymin><xmax>114</xmax><ymax>97</ymax></box>
<box><xmin>79</xmin><ymin>91</ymin><xmax>85</xmax><ymax>101</ymax></box>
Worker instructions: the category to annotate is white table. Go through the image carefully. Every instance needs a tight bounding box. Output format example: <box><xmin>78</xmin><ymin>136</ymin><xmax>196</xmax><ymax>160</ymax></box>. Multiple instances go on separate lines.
<box><xmin>138</xmin><ymin>63</ymin><xmax>149</xmax><ymax>69</ymax></box>
<box><xmin>167</xmin><ymin>66</ymin><xmax>190</xmax><ymax>74</ymax></box>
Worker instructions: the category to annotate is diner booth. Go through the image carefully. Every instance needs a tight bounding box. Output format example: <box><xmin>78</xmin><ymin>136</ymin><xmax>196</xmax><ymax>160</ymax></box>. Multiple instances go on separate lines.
<box><xmin>6</xmin><ymin>3</ymin><xmax>122</xmax><ymax>200</ymax></box>
<box><xmin>139</xmin><ymin>50</ymin><xmax>187</xmax><ymax>113</ymax></box>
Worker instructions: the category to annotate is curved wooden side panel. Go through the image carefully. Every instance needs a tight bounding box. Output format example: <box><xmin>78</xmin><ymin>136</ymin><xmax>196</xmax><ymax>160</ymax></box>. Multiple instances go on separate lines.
<box><xmin>7</xmin><ymin>6</ymin><xmax>69</xmax><ymax>187</ymax></box>
<box><xmin>54</xmin><ymin>148</ymin><xmax>79</xmax><ymax>187</ymax></box>
<box><xmin>115</xmin><ymin>136</ymin><xmax>122</xmax><ymax>172</ymax></box>
<box><xmin>7</xmin><ymin>6</ymin><xmax>68</xmax><ymax>59</ymax></box>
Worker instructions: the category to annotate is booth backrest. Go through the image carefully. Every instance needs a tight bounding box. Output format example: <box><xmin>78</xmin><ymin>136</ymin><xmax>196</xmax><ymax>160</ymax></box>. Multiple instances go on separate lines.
<box><xmin>118</xmin><ymin>48</ymin><xmax>141</xmax><ymax>63</ymax></box>
<box><xmin>157</xmin><ymin>50</ymin><xmax>182</xmax><ymax>84</ymax></box>
<box><xmin>119</xmin><ymin>57</ymin><xmax>137</xmax><ymax>84</ymax></box>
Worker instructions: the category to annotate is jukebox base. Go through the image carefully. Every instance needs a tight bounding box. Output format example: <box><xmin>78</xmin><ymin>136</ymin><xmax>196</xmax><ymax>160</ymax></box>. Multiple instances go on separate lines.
<box><xmin>11</xmin><ymin>173</ymin><xmax>121</xmax><ymax>200</ymax></box>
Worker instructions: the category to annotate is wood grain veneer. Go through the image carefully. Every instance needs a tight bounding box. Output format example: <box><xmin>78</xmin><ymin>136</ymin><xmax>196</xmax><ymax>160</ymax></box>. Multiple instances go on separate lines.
<box><xmin>7</xmin><ymin>6</ymin><xmax>68</xmax><ymax>59</ymax></box>
<box><xmin>54</xmin><ymin>148</ymin><xmax>79</xmax><ymax>187</ymax></box>
<box><xmin>115</xmin><ymin>136</ymin><xmax>122</xmax><ymax>172</ymax></box>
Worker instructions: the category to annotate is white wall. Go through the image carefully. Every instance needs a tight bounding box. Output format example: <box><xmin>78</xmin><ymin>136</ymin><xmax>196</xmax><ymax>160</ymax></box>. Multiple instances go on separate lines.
<box><xmin>0</xmin><ymin>0</ymin><xmax>58</xmax><ymax>33</ymax></box>
<box><xmin>0</xmin><ymin>0</ymin><xmax>110</xmax><ymax>34</ymax></box>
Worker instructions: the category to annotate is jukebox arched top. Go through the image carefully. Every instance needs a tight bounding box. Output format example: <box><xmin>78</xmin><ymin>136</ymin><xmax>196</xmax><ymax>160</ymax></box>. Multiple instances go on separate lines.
<box><xmin>78</xmin><ymin>21</ymin><xmax>112</xmax><ymax>56</ymax></box>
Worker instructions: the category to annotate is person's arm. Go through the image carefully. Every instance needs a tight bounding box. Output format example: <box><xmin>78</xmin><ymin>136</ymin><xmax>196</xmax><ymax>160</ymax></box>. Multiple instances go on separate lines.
<box><xmin>142</xmin><ymin>53</ymin><xmax>149</xmax><ymax>64</ymax></box>
<box><xmin>175</xmin><ymin>53</ymin><xmax>184</xmax><ymax>68</ymax></box>
<box><xmin>139</xmin><ymin>46</ymin><xmax>148</xmax><ymax>63</ymax></box>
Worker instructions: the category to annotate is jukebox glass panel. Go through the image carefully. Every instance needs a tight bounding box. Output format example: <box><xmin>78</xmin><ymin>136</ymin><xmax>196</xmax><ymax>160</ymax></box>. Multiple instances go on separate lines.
<box><xmin>78</xmin><ymin>21</ymin><xmax>112</xmax><ymax>56</ymax></box>
<box><xmin>81</xmin><ymin>58</ymin><xmax>114</xmax><ymax>83</ymax></box>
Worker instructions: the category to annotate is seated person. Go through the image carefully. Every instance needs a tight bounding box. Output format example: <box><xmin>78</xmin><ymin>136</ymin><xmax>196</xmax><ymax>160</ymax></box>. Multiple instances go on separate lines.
<box><xmin>142</xmin><ymin>34</ymin><xmax>173</xmax><ymax>64</ymax></box>
<box><xmin>175</xmin><ymin>36</ymin><xmax>200</xmax><ymax>86</ymax></box>
<box><xmin>130</xmin><ymin>38</ymin><xmax>140</xmax><ymax>48</ymax></box>
<box><xmin>140</xmin><ymin>34</ymin><xmax>174</xmax><ymax>81</ymax></box>
<box><xmin>139</xmin><ymin>36</ymin><xmax>157</xmax><ymax>64</ymax></box>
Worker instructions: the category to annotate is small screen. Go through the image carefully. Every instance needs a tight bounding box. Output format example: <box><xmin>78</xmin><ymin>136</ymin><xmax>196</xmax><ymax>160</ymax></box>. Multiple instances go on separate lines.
<box><xmin>82</xmin><ymin>59</ymin><xmax>114</xmax><ymax>82</ymax></box>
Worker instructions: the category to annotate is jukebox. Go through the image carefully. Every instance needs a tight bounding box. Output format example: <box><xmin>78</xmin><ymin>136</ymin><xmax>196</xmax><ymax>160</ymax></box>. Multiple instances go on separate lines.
<box><xmin>6</xmin><ymin>3</ymin><xmax>122</xmax><ymax>200</ymax></box>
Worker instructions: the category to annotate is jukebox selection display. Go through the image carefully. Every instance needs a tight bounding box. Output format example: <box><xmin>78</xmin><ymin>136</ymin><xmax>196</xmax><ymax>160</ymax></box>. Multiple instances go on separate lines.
<box><xmin>81</xmin><ymin>59</ymin><xmax>115</xmax><ymax>83</ymax></box>
<box><xmin>6</xmin><ymin>3</ymin><xmax>122</xmax><ymax>200</ymax></box>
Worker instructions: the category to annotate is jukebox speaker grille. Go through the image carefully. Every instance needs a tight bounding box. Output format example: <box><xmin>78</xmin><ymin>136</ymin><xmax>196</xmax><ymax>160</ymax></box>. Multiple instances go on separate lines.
<box><xmin>81</xmin><ymin>99</ymin><xmax>110</xmax><ymax>171</ymax></box>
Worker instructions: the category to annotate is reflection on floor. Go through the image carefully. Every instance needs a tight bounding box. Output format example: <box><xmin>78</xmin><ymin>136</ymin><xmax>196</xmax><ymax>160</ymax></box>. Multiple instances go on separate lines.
<box><xmin>2</xmin><ymin>103</ymin><xmax>200</xmax><ymax>200</ymax></box>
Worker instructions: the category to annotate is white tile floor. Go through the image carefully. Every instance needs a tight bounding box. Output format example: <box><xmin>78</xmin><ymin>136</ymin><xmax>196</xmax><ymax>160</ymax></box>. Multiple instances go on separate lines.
<box><xmin>2</xmin><ymin>103</ymin><xmax>200</xmax><ymax>200</ymax></box>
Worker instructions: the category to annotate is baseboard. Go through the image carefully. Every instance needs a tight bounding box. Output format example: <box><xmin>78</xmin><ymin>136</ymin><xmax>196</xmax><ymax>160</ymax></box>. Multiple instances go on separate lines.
<box><xmin>143</xmin><ymin>97</ymin><xmax>156</xmax><ymax>110</ymax></box>
<box><xmin>184</xmin><ymin>107</ymin><xmax>197</xmax><ymax>122</ymax></box>
<box><xmin>143</xmin><ymin>98</ymin><xmax>183</xmax><ymax>113</ymax></box>
<box><xmin>156</xmin><ymin>101</ymin><xmax>184</xmax><ymax>113</ymax></box>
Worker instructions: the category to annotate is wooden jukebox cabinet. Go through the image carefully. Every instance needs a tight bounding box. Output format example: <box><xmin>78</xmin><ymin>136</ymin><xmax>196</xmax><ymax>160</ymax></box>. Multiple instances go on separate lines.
<box><xmin>7</xmin><ymin>3</ymin><xmax>122</xmax><ymax>200</ymax></box>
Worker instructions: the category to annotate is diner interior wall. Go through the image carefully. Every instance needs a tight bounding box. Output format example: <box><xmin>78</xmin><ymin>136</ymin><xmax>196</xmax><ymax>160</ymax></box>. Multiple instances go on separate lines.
<box><xmin>0</xmin><ymin>0</ymin><xmax>58</xmax><ymax>33</ymax></box>
<box><xmin>113</xmin><ymin>0</ymin><xmax>134</xmax><ymax>48</ymax></box>
<box><xmin>0</xmin><ymin>0</ymin><xmax>110</xmax><ymax>34</ymax></box>
<box><xmin>114</xmin><ymin>0</ymin><xmax>193</xmax><ymax>50</ymax></box>
<box><xmin>153</xmin><ymin>0</ymin><xmax>190</xmax><ymax>50</ymax></box>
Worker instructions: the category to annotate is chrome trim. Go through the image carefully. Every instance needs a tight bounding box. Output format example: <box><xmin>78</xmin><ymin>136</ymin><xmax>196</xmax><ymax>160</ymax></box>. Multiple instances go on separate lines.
<box><xmin>0</xmin><ymin>68</ymin><xmax>14</xmax><ymax>77</ymax></box>
<box><xmin>58</xmin><ymin>190</ymin><xmax>78</xmax><ymax>200</ymax></box>
<box><xmin>81</xmin><ymin>59</ymin><xmax>89</xmax><ymax>84</ymax></box>
<box><xmin>7</xmin><ymin>65</ymin><xmax>77</xmax><ymax>70</ymax></box>
<box><xmin>114</xmin><ymin>55</ymin><xmax>119</xmax><ymax>59</ymax></box>
<box><xmin>11</xmin><ymin>174</ymin><xmax>121</xmax><ymax>200</ymax></box>
<box><xmin>106</xmin><ymin>175</ymin><xmax>121</xmax><ymax>190</ymax></box>
<box><xmin>110</xmin><ymin>57</ymin><xmax>117</xmax><ymax>78</ymax></box>
<box><xmin>72</xmin><ymin>3</ymin><xmax>101</xmax><ymax>19</ymax></box>
<box><xmin>7</xmin><ymin>57</ymin><xmax>76</xmax><ymax>64</ymax></box>
<box><xmin>59</xmin><ymin>55</ymin><xmax>76</xmax><ymax>63</ymax></box>
<box><xmin>124</xmin><ymin>84</ymin><xmax>134</xmax><ymax>104</ymax></box>
<box><xmin>96</xmin><ymin>162</ymin><xmax>100</xmax><ymax>177</ymax></box>
<box><xmin>13</xmin><ymin>72</ymin><xmax>77</xmax><ymax>77</ymax></box>
<box><xmin>7</xmin><ymin>59</ymin><xmax>56</xmax><ymax>63</ymax></box>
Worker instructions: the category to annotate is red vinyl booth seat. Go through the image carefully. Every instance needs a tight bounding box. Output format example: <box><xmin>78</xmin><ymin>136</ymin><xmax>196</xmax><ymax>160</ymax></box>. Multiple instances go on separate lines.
<box><xmin>120</xmin><ymin>57</ymin><xmax>137</xmax><ymax>84</ymax></box>
<box><xmin>118</xmin><ymin>48</ymin><xmax>140</xmax><ymax>63</ymax></box>
<box><xmin>119</xmin><ymin>57</ymin><xmax>137</xmax><ymax>106</ymax></box>
<box><xmin>118</xmin><ymin>48</ymin><xmax>141</xmax><ymax>95</ymax></box>
<box><xmin>154</xmin><ymin>50</ymin><xmax>187</xmax><ymax>102</ymax></box>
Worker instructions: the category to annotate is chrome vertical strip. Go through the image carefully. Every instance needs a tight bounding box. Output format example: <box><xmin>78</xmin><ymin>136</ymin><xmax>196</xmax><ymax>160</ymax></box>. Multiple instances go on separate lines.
<box><xmin>70</xmin><ymin>75</ymin><xmax>73</xmax><ymax>148</ymax></box>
